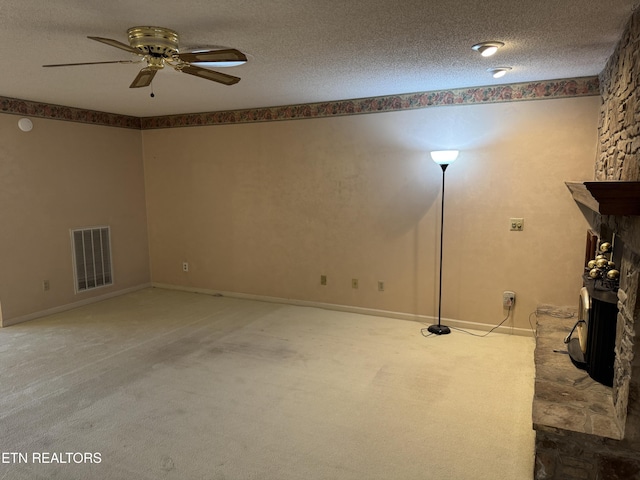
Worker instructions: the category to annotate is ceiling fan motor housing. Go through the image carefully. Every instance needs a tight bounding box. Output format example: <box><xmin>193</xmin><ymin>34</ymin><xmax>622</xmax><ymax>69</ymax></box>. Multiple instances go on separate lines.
<box><xmin>127</xmin><ymin>26</ymin><xmax>179</xmax><ymax>57</ymax></box>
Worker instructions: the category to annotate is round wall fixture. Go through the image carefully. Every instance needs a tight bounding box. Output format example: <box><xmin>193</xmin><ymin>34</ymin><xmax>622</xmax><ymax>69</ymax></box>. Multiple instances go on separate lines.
<box><xmin>18</xmin><ymin>118</ymin><xmax>33</xmax><ymax>132</ymax></box>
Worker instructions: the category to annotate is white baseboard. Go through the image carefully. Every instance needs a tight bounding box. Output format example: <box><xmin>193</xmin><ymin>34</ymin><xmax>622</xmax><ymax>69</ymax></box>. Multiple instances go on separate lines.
<box><xmin>152</xmin><ymin>283</ymin><xmax>534</xmax><ymax>337</ymax></box>
<box><xmin>2</xmin><ymin>283</ymin><xmax>152</xmax><ymax>327</ymax></box>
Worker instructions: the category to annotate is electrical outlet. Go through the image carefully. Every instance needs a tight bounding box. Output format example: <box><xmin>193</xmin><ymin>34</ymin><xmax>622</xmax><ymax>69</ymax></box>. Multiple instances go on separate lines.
<box><xmin>510</xmin><ymin>218</ymin><xmax>524</xmax><ymax>231</ymax></box>
<box><xmin>182</xmin><ymin>262</ymin><xmax>189</xmax><ymax>272</ymax></box>
<box><xmin>378</xmin><ymin>281</ymin><xmax>385</xmax><ymax>292</ymax></box>
<box><xmin>43</xmin><ymin>280</ymin><xmax>50</xmax><ymax>291</ymax></box>
<box><xmin>352</xmin><ymin>278</ymin><xmax>359</xmax><ymax>289</ymax></box>
<box><xmin>503</xmin><ymin>291</ymin><xmax>515</xmax><ymax>308</ymax></box>
<box><xmin>320</xmin><ymin>275</ymin><xmax>327</xmax><ymax>286</ymax></box>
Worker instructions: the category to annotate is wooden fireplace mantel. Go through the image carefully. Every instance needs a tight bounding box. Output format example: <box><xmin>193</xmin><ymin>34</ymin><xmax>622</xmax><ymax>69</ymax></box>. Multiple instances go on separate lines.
<box><xmin>565</xmin><ymin>181</ymin><xmax>640</xmax><ymax>215</ymax></box>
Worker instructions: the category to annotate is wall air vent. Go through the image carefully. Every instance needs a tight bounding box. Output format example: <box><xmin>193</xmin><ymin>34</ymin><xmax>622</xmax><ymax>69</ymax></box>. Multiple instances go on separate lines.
<box><xmin>71</xmin><ymin>226</ymin><xmax>113</xmax><ymax>293</ymax></box>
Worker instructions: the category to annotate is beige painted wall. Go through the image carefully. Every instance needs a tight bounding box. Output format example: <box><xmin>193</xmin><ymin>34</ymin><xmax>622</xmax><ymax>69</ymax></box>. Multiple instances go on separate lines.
<box><xmin>143</xmin><ymin>96</ymin><xmax>599</xmax><ymax>329</ymax></box>
<box><xmin>0</xmin><ymin>114</ymin><xmax>150</xmax><ymax>324</ymax></box>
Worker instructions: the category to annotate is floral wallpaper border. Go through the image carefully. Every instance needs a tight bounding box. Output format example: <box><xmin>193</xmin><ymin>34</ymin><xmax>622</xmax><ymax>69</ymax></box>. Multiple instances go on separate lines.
<box><xmin>1</xmin><ymin>76</ymin><xmax>599</xmax><ymax>131</ymax></box>
<box><xmin>141</xmin><ymin>76</ymin><xmax>600</xmax><ymax>129</ymax></box>
<box><xmin>0</xmin><ymin>96</ymin><xmax>141</xmax><ymax>129</ymax></box>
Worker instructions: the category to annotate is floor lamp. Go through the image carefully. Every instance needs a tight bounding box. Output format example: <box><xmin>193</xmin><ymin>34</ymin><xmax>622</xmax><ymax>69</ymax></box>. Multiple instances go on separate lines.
<box><xmin>427</xmin><ymin>150</ymin><xmax>459</xmax><ymax>335</ymax></box>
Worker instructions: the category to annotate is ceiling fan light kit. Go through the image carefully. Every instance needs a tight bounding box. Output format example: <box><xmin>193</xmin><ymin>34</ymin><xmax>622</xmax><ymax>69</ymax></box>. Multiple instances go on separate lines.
<box><xmin>43</xmin><ymin>26</ymin><xmax>247</xmax><ymax>89</ymax></box>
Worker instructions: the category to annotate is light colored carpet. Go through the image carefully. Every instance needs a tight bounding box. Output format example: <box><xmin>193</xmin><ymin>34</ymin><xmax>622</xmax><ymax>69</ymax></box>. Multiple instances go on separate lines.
<box><xmin>0</xmin><ymin>288</ymin><xmax>535</xmax><ymax>479</ymax></box>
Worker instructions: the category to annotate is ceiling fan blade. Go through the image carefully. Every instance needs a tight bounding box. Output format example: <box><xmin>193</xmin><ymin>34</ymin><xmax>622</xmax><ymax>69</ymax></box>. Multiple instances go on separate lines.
<box><xmin>88</xmin><ymin>36</ymin><xmax>143</xmax><ymax>55</ymax></box>
<box><xmin>129</xmin><ymin>68</ymin><xmax>158</xmax><ymax>88</ymax></box>
<box><xmin>43</xmin><ymin>60</ymin><xmax>140</xmax><ymax>67</ymax></box>
<box><xmin>176</xmin><ymin>48</ymin><xmax>247</xmax><ymax>64</ymax></box>
<box><xmin>178</xmin><ymin>64</ymin><xmax>240</xmax><ymax>85</ymax></box>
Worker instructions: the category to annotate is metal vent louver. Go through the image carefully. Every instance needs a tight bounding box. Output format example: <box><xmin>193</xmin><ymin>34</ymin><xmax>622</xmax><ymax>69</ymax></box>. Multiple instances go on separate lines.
<box><xmin>71</xmin><ymin>226</ymin><xmax>113</xmax><ymax>292</ymax></box>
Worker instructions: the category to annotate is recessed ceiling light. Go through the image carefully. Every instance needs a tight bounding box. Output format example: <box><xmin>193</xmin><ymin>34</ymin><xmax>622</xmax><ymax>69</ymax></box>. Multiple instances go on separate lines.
<box><xmin>488</xmin><ymin>67</ymin><xmax>512</xmax><ymax>78</ymax></box>
<box><xmin>472</xmin><ymin>41</ymin><xmax>505</xmax><ymax>57</ymax></box>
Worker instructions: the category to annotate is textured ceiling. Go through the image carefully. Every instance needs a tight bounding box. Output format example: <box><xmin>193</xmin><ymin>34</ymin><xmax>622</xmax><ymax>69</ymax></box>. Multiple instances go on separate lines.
<box><xmin>0</xmin><ymin>0</ymin><xmax>637</xmax><ymax>117</ymax></box>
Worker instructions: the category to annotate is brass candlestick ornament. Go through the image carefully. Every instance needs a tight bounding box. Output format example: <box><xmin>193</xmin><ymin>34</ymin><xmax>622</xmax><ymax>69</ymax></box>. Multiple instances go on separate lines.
<box><xmin>586</xmin><ymin>242</ymin><xmax>619</xmax><ymax>289</ymax></box>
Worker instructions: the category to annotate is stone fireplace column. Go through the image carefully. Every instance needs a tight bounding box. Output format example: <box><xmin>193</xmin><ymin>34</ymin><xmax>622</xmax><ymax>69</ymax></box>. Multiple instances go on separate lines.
<box><xmin>611</xmin><ymin>229</ymin><xmax>640</xmax><ymax>443</ymax></box>
<box><xmin>596</xmin><ymin>3</ymin><xmax>640</xmax><ymax>448</ymax></box>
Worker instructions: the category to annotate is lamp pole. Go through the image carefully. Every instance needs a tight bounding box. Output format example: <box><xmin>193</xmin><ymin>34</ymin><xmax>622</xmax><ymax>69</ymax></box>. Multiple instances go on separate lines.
<box><xmin>427</xmin><ymin>150</ymin><xmax>458</xmax><ymax>335</ymax></box>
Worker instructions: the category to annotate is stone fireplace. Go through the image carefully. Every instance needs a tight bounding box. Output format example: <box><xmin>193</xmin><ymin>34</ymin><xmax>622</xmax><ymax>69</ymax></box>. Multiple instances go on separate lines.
<box><xmin>533</xmin><ymin>8</ymin><xmax>640</xmax><ymax>479</ymax></box>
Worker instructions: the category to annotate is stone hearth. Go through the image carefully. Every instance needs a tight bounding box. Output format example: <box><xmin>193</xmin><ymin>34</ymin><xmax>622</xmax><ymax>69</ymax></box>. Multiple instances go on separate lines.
<box><xmin>534</xmin><ymin>318</ymin><xmax>620</xmax><ymax>441</ymax></box>
<box><xmin>533</xmin><ymin>316</ymin><xmax>640</xmax><ymax>479</ymax></box>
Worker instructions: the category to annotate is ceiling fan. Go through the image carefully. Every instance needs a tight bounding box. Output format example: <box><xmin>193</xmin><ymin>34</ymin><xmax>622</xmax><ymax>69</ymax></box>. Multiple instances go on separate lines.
<box><xmin>43</xmin><ymin>26</ymin><xmax>247</xmax><ymax>88</ymax></box>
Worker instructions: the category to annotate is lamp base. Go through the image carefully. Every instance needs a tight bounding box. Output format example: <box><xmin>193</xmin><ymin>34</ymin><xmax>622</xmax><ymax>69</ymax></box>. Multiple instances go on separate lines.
<box><xmin>427</xmin><ymin>324</ymin><xmax>451</xmax><ymax>335</ymax></box>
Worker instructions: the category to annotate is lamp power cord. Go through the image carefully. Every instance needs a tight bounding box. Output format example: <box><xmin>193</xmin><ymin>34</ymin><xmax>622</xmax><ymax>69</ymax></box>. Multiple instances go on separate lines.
<box><xmin>421</xmin><ymin>305</ymin><xmax>513</xmax><ymax>338</ymax></box>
